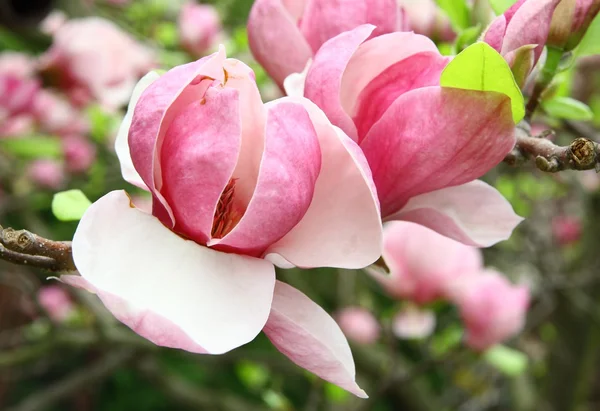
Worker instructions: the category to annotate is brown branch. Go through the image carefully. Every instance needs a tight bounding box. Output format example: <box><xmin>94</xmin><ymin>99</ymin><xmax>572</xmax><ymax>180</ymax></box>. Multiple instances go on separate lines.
<box><xmin>504</xmin><ymin>124</ymin><xmax>600</xmax><ymax>172</ymax></box>
<box><xmin>0</xmin><ymin>225</ymin><xmax>75</xmax><ymax>272</ymax></box>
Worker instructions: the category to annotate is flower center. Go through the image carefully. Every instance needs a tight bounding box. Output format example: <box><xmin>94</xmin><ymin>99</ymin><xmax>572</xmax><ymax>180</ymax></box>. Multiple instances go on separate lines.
<box><xmin>211</xmin><ymin>178</ymin><xmax>240</xmax><ymax>239</ymax></box>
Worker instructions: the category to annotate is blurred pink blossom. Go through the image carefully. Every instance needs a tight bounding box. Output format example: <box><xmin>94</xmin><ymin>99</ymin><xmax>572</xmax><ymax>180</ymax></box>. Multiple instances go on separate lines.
<box><xmin>397</xmin><ymin>0</ymin><xmax>456</xmax><ymax>42</ymax></box>
<box><xmin>392</xmin><ymin>306</ymin><xmax>436</xmax><ymax>340</ymax></box>
<box><xmin>178</xmin><ymin>3</ymin><xmax>222</xmax><ymax>56</ymax></box>
<box><xmin>0</xmin><ymin>55</ymin><xmax>40</xmax><ymax>137</ymax></box>
<box><xmin>38</xmin><ymin>285</ymin><xmax>75</xmax><ymax>322</ymax></box>
<box><xmin>28</xmin><ymin>159</ymin><xmax>65</xmax><ymax>189</ymax></box>
<box><xmin>40</xmin><ymin>10</ymin><xmax>67</xmax><ymax>35</ymax></box>
<box><xmin>450</xmin><ymin>270</ymin><xmax>530</xmax><ymax>351</ymax></box>
<box><xmin>336</xmin><ymin>307</ymin><xmax>380</xmax><ymax>344</ymax></box>
<box><xmin>0</xmin><ymin>52</ymin><xmax>37</xmax><ymax>77</ymax></box>
<box><xmin>63</xmin><ymin>136</ymin><xmax>97</xmax><ymax>173</ymax></box>
<box><xmin>39</xmin><ymin>17</ymin><xmax>156</xmax><ymax>111</ymax></box>
<box><xmin>552</xmin><ymin>215</ymin><xmax>582</xmax><ymax>245</ymax></box>
<box><xmin>32</xmin><ymin>90</ymin><xmax>89</xmax><ymax>136</ymax></box>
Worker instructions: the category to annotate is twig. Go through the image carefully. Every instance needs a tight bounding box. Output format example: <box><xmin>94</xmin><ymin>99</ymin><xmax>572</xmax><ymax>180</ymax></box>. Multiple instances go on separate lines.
<box><xmin>0</xmin><ymin>225</ymin><xmax>75</xmax><ymax>272</ymax></box>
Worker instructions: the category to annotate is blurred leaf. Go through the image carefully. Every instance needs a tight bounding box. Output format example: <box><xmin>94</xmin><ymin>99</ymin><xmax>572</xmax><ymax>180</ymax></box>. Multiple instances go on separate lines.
<box><xmin>236</xmin><ymin>360</ymin><xmax>270</xmax><ymax>391</ymax></box>
<box><xmin>542</xmin><ymin>97</ymin><xmax>594</xmax><ymax>121</ymax></box>
<box><xmin>455</xmin><ymin>24</ymin><xmax>482</xmax><ymax>53</ymax></box>
<box><xmin>262</xmin><ymin>389</ymin><xmax>291</xmax><ymax>410</ymax></box>
<box><xmin>440</xmin><ymin>42</ymin><xmax>525</xmax><ymax>123</ymax></box>
<box><xmin>489</xmin><ymin>0</ymin><xmax>518</xmax><ymax>15</ymax></box>
<box><xmin>154</xmin><ymin>22</ymin><xmax>179</xmax><ymax>48</ymax></box>
<box><xmin>437</xmin><ymin>42</ymin><xmax>454</xmax><ymax>56</ymax></box>
<box><xmin>483</xmin><ymin>345</ymin><xmax>528</xmax><ymax>377</ymax></box>
<box><xmin>324</xmin><ymin>382</ymin><xmax>350</xmax><ymax>403</ymax></box>
<box><xmin>576</xmin><ymin>13</ymin><xmax>600</xmax><ymax>56</ymax></box>
<box><xmin>52</xmin><ymin>190</ymin><xmax>92</xmax><ymax>222</ymax></box>
<box><xmin>431</xmin><ymin>324</ymin><xmax>463</xmax><ymax>357</ymax></box>
<box><xmin>435</xmin><ymin>0</ymin><xmax>470</xmax><ymax>30</ymax></box>
<box><xmin>86</xmin><ymin>105</ymin><xmax>117</xmax><ymax>144</ymax></box>
<box><xmin>0</xmin><ymin>137</ymin><xmax>62</xmax><ymax>159</ymax></box>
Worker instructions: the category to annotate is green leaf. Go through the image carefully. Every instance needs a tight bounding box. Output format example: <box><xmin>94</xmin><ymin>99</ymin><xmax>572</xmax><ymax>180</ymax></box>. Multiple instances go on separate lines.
<box><xmin>431</xmin><ymin>324</ymin><xmax>463</xmax><ymax>357</ymax></box>
<box><xmin>324</xmin><ymin>383</ymin><xmax>350</xmax><ymax>403</ymax></box>
<box><xmin>435</xmin><ymin>0</ymin><xmax>470</xmax><ymax>30</ymax></box>
<box><xmin>489</xmin><ymin>0</ymin><xmax>518</xmax><ymax>15</ymax></box>
<box><xmin>483</xmin><ymin>345</ymin><xmax>528</xmax><ymax>377</ymax></box>
<box><xmin>454</xmin><ymin>24</ymin><xmax>482</xmax><ymax>53</ymax></box>
<box><xmin>0</xmin><ymin>137</ymin><xmax>62</xmax><ymax>159</ymax></box>
<box><xmin>235</xmin><ymin>361</ymin><xmax>269</xmax><ymax>390</ymax></box>
<box><xmin>440</xmin><ymin>41</ymin><xmax>525</xmax><ymax>123</ymax></box>
<box><xmin>542</xmin><ymin>97</ymin><xmax>593</xmax><ymax>121</ymax></box>
<box><xmin>576</xmin><ymin>13</ymin><xmax>600</xmax><ymax>56</ymax></box>
<box><xmin>52</xmin><ymin>190</ymin><xmax>92</xmax><ymax>222</ymax></box>
<box><xmin>154</xmin><ymin>22</ymin><xmax>178</xmax><ymax>48</ymax></box>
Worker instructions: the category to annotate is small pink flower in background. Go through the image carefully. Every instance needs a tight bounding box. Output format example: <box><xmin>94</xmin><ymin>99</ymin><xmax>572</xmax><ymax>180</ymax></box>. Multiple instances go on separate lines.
<box><xmin>336</xmin><ymin>307</ymin><xmax>380</xmax><ymax>345</ymax></box>
<box><xmin>178</xmin><ymin>3</ymin><xmax>222</xmax><ymax>57</ymax></box>
<box><xmin>248</xmin><ymin>0</ymin><xmax>407</xmax><ymax>88</ymax></box>
<box><xmin>450</xmin><ymin>270</ymin><xmax>530</xmax><ymax>351</ymax></box>
<box><xmin>547</xmin><ymin>0</ymin><xmax>600</xmax><ymax>50</ymax></box>
<box><xmin>0</xmin><ymin>52</ymin><xmax>37</xmax><ymax>77</ymax></box>
<box><xmin>1</xmin><ymin>115</ymin><xmax>35</xmax><ymax>137</ymax></box>
<box><xmin>552</xmin><ymin>215</ymin><xmax>582</xmax><ymax>245</ymax></box>
<box><xmin>39</xmin><ymin>17</ymin><xmax>155</xmax><ymax>111</ymax></box>
<box><xmin>369</xmin><ymin>222</ymin><xmax>483</xmax><ymax>304</ymax></box>
<box><xmin>397</xmin><ymin>0</ymin><xmax>456</xmax><ymax>42</ymax></box>
<box><xmin>28</xmin><ymin>159</ymin><xmax>65</xmax><ymax>189</ymax></box>
<box><xmin>295</xmin><ymin>25</ymin><xmax>522</xmax><ymax>247</ymax></box>
<box><xmin>40</xmin><ymin>10</ymin><xmax>67</xmax><ymax>35</ymax></box>
<box><xmin>63</xmin><ymin>48</ymin><xmax>384</xmax><ymax>397</ymax></box>
<box><xmin>38</xmin><ymin>285</ymin><xmax>75</xmax><ymax>322</ymax></box>
<box><xmin>392</xmin><ymin>306</ymin><xmax>436</xmax><ymax>340</ymax></box>
<box><xmin>63</xmin><ymin>136</ymin><xmax>97</xmax><ymax>173</ymax></box>
<box><xmin>32</xmin><ymin>90</ymin><xmax>89</xmax><ymax>137</ymax></box>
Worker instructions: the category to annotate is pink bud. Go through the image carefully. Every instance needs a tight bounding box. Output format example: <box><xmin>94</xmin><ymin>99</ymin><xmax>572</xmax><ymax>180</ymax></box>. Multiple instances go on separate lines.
<box><xmin>336</xmin><ymin>307</ymin><xmax>380</xmax><ymax>344</ymax></box>
<box><xmin>38</xmin><ymin>285</ymin><xmax>75</xmax><ymax>322</ymax></box>
<box><xmin>552</xmin><ymin>215</ymin><xmax>582</xmax><ymax>245</ymax></box>
<box><xmin>28</xmin><ymin>159</ymin><xmax>65</xmax><ymax>189</ymax></box>
<box><xmin>178</xmin><ymin>3</ymin><xmax>222</xmax><ymax>57</ymax></box>
<box><xmin>548</xmin><ymin>0</ymin><xmax>600</xmax><ymax>50</ymax></box>
<box><xmin>392</xmin><ymin>306</ymin><xmax>436</xmax><ymax>339</ymax></box>
<box><xmin>63</xmin><ymin>136</ymin><xmax>96</xmax><ymax>173</ymax></box>
<box><xmin>398</xmin><ymin>0</ymin><xmax>456</xmax><ymax>42</ymax></box>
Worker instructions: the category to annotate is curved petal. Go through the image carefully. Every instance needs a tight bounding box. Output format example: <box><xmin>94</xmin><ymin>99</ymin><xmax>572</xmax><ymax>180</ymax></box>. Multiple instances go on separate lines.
<box><xmin>299</xmin><ymin>0</ymin><xmax>401</xmax><ymax>53</ymax></box>
<box><xmin>248</xmin><ymin>0</ymin><xmax>313</xmax><ymax>88</ymax></box>
<box><xmin>482</xmin><ymin>15</ymin><xmax>507</xmax><ymax>53</ymax></box>
<box><xmin>385</xmin><ymin>180</ymin><xmax>523</xmax><ymax>247</ymax></box>
<box><xmin>160</xmin><ymin>87</ymin><xmax>241</xmax><ymax>245</ymax></box>
<box><xmin>304</xmin><ymin>24</ymin><xmax>376</xmax><ymax>141</ymax></box>
<box><xmin>360</xmin><ymin>87</ymin><xmax>515</xmax><ymax>217</ymax></box>
<box><xmin>340</xmin><ymin>31</ymin><xmax>439</xmax><ymax>117</ymax></box>
<box><xmin>263</xmin><ymin>281</ymin><xmax>367</xmax><ymax>398</ymax></box>
<box><xmin>265</xmin><ymin>98</ymin><xmax>382</xmax><ymax>269</ymax></box>
<box><xmin>114</xmin><ymin>71</ymin><xmax>159</xmax><ymax>190</ymax></box>
<box><xmin>351</xmin><ymin>51</ymin><xmax>449</xmax><ymax>141</ymax></box>
<box><xmin>72</xmin><ymin>190</ymin><xmax>276</xmax><ymax>355</ymax></box>
<box><xmin>283</xmin><ymin>58</ymin><xmax>312</xmax><ymax>98</ymax></box>
<box><xmin>211</xmin><ymin>101</ymin><xmax>321</xmax><ymax>255</ymax></box>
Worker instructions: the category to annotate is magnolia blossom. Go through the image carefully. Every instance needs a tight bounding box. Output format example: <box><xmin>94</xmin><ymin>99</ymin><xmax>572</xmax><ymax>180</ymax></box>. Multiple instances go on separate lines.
<box><xmin>63</xmin><ymin>136</ymin><xmax>97</xmax><ymax>173</ymax></box>
<box><xmin>449</xmin><ymin>270</ymin><xmax>530</xmax><ymax>351</ymax></box>
<box><xmin>336</xmin><ymin>307</ymin><xmax>380</xmax><ymax>344</ymax></box>
<box><xmin>28</xmin><ymin>159</ymin><xmax>65</xmax><ymax>189</ymax></box>
<box><xmin>369</xmin><ymin>221</ymin><xmax>483</xmax><ymax>304</ymax></box>
<box><xmin>547</xmin><ymin>0</ymin><xmax>600</xmax><ymax>49</ymax></box>
<box><xmin>38</xmin><ymin>286</ymin><xmax>75</xmax><ymax>322</ymax></box>
<box><xmin>397</xmin><ymin>0</ymin><xmax>455</xmax><ymax>42</ymax></box>
<box><xmin>248</xmin><ymin>0</ymin><xmax>407</xmax><ymax>88</ymax></box>
<box><xmin>291</xmin><ymin>25</ymin><xmax>522</xmax><ymax>247</ymax></box>
<box><xmin>39</xmin><ymin>17</ymin><xmax>155</xmax><ymax>110</ymax></box>
<box><xmin>0</xmin><ymin>53</ymin><xmax>39</xmax><ymax>137</ymax></box>
<box><xmin>33</xmin><ymin>90</ymin><xmax>89</xmax><ymax>137</ymax></box>
<box><xmin>64</xmin><ymin>48</ymin><xmax>383</xmax><ymax>397</ymax></box>
<box><xmin>552</xmin><ymin>215</ymin><xmax>582</xmax><ymax>245</ymax></box>
<box><xmin>178</xmin><ymin>3</ymin><xmax>222</xmax><ymax>56</ymax></box>
<box><xmin>392</xmin><ymin>306</ymin><xmax>436</xmax><ymax>340</ymax></box>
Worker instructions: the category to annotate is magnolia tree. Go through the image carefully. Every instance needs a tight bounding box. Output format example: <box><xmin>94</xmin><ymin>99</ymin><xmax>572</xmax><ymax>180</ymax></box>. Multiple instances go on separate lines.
<box><xmin>1</xmin><ymin>0</ymin><xmax>600</xmax><ymax>410</ymax></box>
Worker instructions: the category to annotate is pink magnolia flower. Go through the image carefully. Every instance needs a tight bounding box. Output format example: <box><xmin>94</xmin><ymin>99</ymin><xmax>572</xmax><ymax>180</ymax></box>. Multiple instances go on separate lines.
<box><xmin>0</xmin><ymin>52</ymin><xmax>37</xmax><ymax>77</ymax></box>
<box><xmin>397</xmin><ymin>0</ymin><xmax>456</xmax><ymax>42</ymax></box>
<box><xmin>369</xmin><ymin>221</ymin><xmax>483</xmax><ymax>304</ymax></box>
<box><xmin>248</xmin><ymin>0</ymin><xmax>407</xmax><ymax>88</ymax></box>
<box><xmin>392</xmin><ymin>306</ymin><xmax>436</xmax><ymax>340</ymax></box>
<box><xmin>28</xmin><ymin>159</ymin><xmax>65</xmax><ymax>189</ymax></box>
<box><xmin>336</xmin><ymin>307</ymin><xmax>380</xmax><ymax>344</ymax></box>
<box><xmin>63</xmin><ymin>136</ymin><xmax>96</xmax><ymax>173</ymax></box>
<box><xmin>32</xmin><ymin>90</ymin><xmax>89</xmax><ymax>137</ymax></box>
<box><xmin>552</xmin><ymin>215</ymin><xmax>582</xmax><ymax>245</ymax></box>
<box><xmin>63</xmin><ymin>48</ymin><xmax>383</xmax><ymax>397</ymax></box>
<box><xmin>548</xmin><ymin>0</ymin><xmax>600</xmax><ymax>49</ymax></box>
<box><xmin>178</xmin><ymin>3</ymin><xmax>222</xmax><ymax>57</ymax></box>
<box><xmin>449</xmin><ymin>270</ymin><xmax>530</xmax><ymax>351</ymax></box>
<box><xmin>38</xmin><ymin>285</ymin><xmax>75</xmax><ymax>322</ymax></box>
<box><xmin>39</xmin><ymin>17</ymin><xmax>155</xmax><ymax>110</ymax></box>
<box><xmin>295</xmin><ymin>25</ymin><xmax>522</xmax><ymax>247</ymax></box>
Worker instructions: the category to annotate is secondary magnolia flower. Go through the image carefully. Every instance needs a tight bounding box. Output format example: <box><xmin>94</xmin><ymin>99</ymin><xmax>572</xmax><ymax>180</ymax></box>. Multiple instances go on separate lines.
<box><xmin>178</xmin><ymin>3</ymin><xmax>222</xmax><ymax>57</ymax></box>
<box><xmin>32</xmin><ymin>90</ymin><xmax>89</xmax><ymax>137</ymax></box>
<box><xmin>38</xmin><ymin>285</ymin><xmax>75</xmax><ymax>322</ymax></box>
<box><xmin>63</xmin><ymin>47</ymin><xmax>383</xmax><ymax>397</ymax></box>
<box><xmin>28</xmin><ymin>159</ymin><xmax>65</xmax><ymax>189</ymax></box>
<box><xmin>39</xmin><ymin>17</ymin><xmax>155</xmax><ymax>110</ymax></box>
<box><xmin>397</xmin><ymin>0</ymin><xmax>456</xmax><ymax>42</ymax></box>
<box><xmin>248</xmin><ymin>0</ymin><xmax>406</xmax><ymax>88</ymax></box>
<box><xmin>547</xmin><ymin>0</ymin><xmax>600</xmax><ymax>50</ymax></box>
<box><xmin>449</xmin><ymin>270</ymin><xmax>530</xmax><ymax>351</ymax></box>
<box><xmin>552</xmin><ymin>215</ymin><xmax>582</xmax><ymax>245</ymax></box>
<box><xmin>392</xmin><ymin>306</ymin><xmax>436</xmax><ymax>340</ymax></box>
<box><xmin>292</xmin><ymin>24</ymin><xmax>522</xmax><ymax>247</ymax></box>
<box><xmin>336</xmin><ymin>307</ymin><xmax>381</xmax><ymax>344</ymax></box>
<box><xmin>369</xmin><ymin>221</ymin><xmax>483</xmax><ymax>304</ymax></box>
<box><xmin>63</xmin><ymin>136</ymin><xmax>97</xmax><ymax>173</ymax></box>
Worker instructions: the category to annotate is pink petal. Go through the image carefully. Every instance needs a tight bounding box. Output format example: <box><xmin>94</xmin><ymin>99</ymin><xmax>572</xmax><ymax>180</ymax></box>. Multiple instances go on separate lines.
<box><xmin>386</xmin><ymin>180</ymin><xmax>523</xmax><ymax>247</ymax></box>
<box><xmin>351</xmin><ymin>51</ymin><xmax>449</xmax><ymax>141</ymax></box>
<box><xmin>264</xmin><ymin>281</ymin><xmax>367</xmax><ymax>398</ymax></box>
<box><xmin>248</xmin><ymin>0</ymin><xmax>313</xmax><ymax>88</ymax></box>
<box><xmin>392</xmin><ymin>307</ymin><xmax>436</xmax><ymax>340</ymax></box>
<box><xmin>304</xmin><ymin>24</ymin><xmax>376</xmax><ymax>141</ymax></box>
<box><xmin>210</xmin><ymin>100</ymin><xmax>321</xmax><ymax>255</ymax></box>
<box><xmin>360</xmin><ymin>87</ymin><xmax>515</xmax><ymax>218</ymax></box>
<box><xmin>340</xmin><ymin>31</ymin><xmax>439</xmax><ymax>118</ymax></box>
<box><xmin>265</xmin><ymin>98</ymin><xmax>382</xmax><ymax>269</ymax></box>
<box><xmin>299</xmin><ymin>0</ymin><xmax>401</xmax><ymax>53</ymax></box>
<box><xmin>71</xmin><ymin>190</ymin><xmax>276</xmax><ymax>355</ymax></box>
<box><xmin>482</xmin><ymin>16</ymin><xmax>507</xmax><ymax>53</ymax></box>
<box><xmin>114</xmin><ymin>71</ymin><xmax>159</xmax><ymax>190</ymax></box>
<box><xmin>160</xmin><ymin>87</ymin><xmax>241</xmax><ymax>245</ymax></box>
